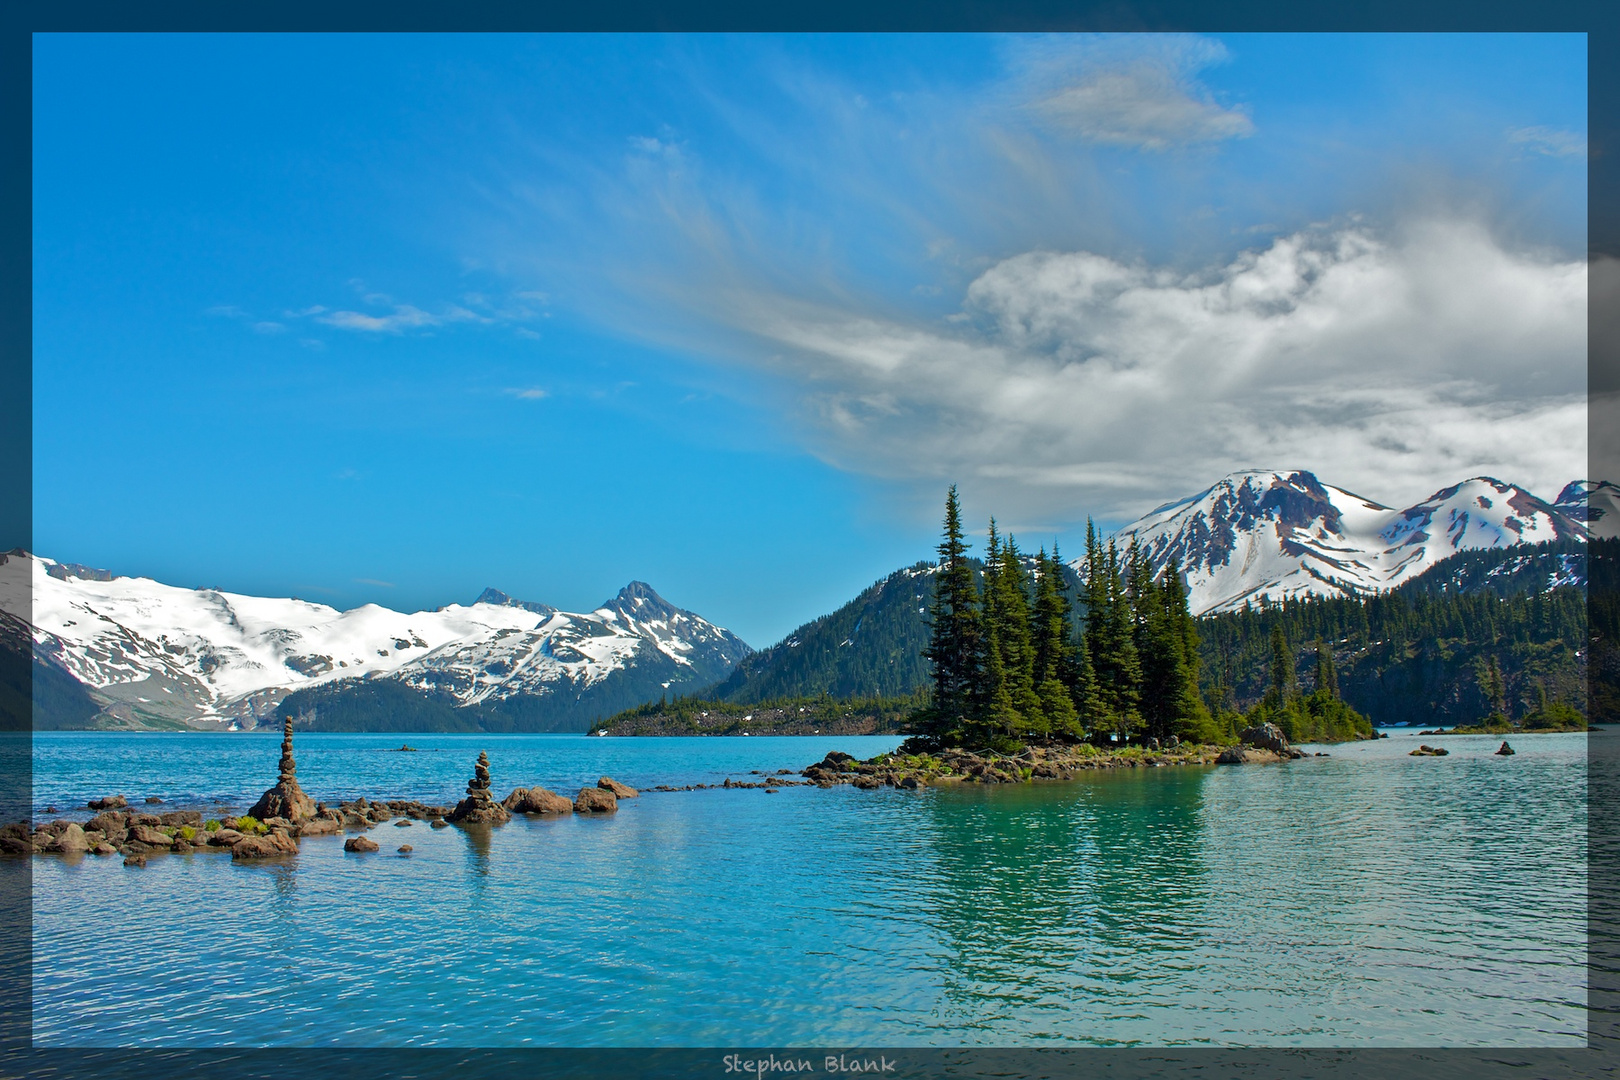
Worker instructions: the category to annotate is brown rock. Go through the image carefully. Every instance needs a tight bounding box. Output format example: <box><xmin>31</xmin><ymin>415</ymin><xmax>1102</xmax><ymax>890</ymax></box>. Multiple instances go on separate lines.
<box><xmin>1217</xmin><ymin>746</ymin><xmax>1284</xmax><ymax>765</ymax></box>
<box><xmin>159</xmin><ymin>811</ymin><xmax>203</xmax><ymax>827</ymax></box>
<box><xmin>429</xmin><ymin>818</ymin><xmax>448</xmax><ymax>829</ymax></box>
<box><xmin>123</xmin><ymin>854</ymin><xmax>147</xmax><ymax>867</ymax></box>
<box><xmin>574</xmin><ymin>787</ymin><xmax>618</xmax><ymax>814</ymax></box>
<box><xmin>448</xmin><ymin>751</ymin><xmax>512</xmax><ymax>825</ymax></box>
<box><xmin>129</xmin><ymin>824</ymin><xmax>175</xmax><ymax>847</ymax></box>
<box><xmin>397</xmin><ymin>844</ymin><xmax>413</xmax><ymax>853</ymax></box>
<box><xmin>1238</xmin><ymin>723</ymin><xmax>1292</xmax><ymax>755</ymax></box>
<box><xmin>232</xmin><ymin>832</ymin><xmax>299</xmax><ymax>860</ymax></box>
<box><xmin>502</xmin><ymin>786</ymin><xmax>576</xmax><ymax>815</ymax></box>
<box><xmin>295</xmin><ymin>817</ymin><xmax>340</xmax><ymax>837</ymax></box>
<box><xmin>55</xmin><ymin>823</ymin><xmax>90</xmax><ymax>854</ymax></box>
<box><xmin>87</xmin><ymin>795</ymin><xmax>128</xmax><ymax>811</ymax></box>
<box><xmin>144</xmin><ymin>796</ymin><xmax>164</xmax><ymax>805</ymax></box>
<box><xmin>344</xmin><ymin>835</ymin><xmax>380</xmax><ymax>853</ymax></box>
<box><xmin>209</xmin><ymin>828</ymin><xmax>246</xmax><ymax>847</ymax></box>
<box><xmin>248</xmin><ymin>714</ymin><xmax>317</xmax><ymax>823</ymax></box>
<box><xmin>597</xmin><ymin>776</ymin><xmax>638</xmax><ymax>799</ymax></box>
<box><xmin>92</xmin><ymin>843</ymin><xmax>116</xmax><ymax>856</ymax></box>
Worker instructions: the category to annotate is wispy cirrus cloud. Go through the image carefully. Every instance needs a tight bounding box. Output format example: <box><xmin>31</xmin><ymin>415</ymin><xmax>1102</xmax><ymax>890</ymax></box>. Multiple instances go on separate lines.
<box><xmin>1506</xmin><ymin>125</ymin><xmax>1587</xmax><ymax>159</ymax></box>
<box><xmin>1019</xmin><ymin>35</ymin><xmax>1254</xmax><ymax>150</ymax></box>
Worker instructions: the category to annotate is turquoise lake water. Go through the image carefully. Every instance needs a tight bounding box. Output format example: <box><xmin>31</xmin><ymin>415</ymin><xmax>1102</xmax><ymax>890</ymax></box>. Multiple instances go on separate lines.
<box><xmin>22</xmin><ymin>729</ymin><xmax>1590</xmax><ymax>1048</ymax></box>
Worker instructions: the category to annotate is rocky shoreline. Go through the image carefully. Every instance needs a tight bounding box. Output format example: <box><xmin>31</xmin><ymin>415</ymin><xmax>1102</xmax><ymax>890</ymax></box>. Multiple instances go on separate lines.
<box><xmin>7</xmin><ymin>715</ymin><xmax>644</xmax><ymax>864</ymax></box>
<box><xmin>798</xmin><ymin>723</ymin><xmax>1325</xmax><ymax>789</ymax></box>
<box><xmin>13</xmin><ymin>722</ymin><xmax>1357</xmax><ymax>862</ymax></box>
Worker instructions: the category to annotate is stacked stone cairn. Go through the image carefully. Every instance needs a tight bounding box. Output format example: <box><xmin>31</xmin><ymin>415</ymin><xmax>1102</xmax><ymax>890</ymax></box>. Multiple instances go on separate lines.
<box><xmin>248</xmin><ymin>714</ymin><xmax>317</xmax><ymax>823</ymax></box>
<box><xmin>448</xmin><ymin>751</ymin><xmax>512</xmax><ymax>825</ymax></box>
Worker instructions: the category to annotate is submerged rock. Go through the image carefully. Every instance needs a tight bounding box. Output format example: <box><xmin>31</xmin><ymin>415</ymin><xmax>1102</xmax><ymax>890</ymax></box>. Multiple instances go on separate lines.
<box><xmin>448</xmin><ymin>752</ymin><xmax>512</xmax><ymax>825</ymax></box>
<box><xmin>1410</xmin><ymin>744</ymin><xmax>1450</xmax><ymax>757</ymax></box>
<box><xmin>248</xmin><ymin>715</ymin><xmax>317</xmax><ymax>823</ymax></box>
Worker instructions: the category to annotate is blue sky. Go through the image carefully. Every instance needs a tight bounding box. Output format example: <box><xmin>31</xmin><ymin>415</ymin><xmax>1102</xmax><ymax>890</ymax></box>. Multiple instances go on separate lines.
<box><xmin>32</xmin><ymin>33</ymin><xmax>1587</xmax><ymax>647</ymax></box>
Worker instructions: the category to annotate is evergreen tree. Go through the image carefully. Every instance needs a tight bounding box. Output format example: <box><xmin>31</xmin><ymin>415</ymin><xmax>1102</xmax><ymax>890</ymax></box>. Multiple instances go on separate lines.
<box><xmin>920</xmin><ymin>485</ymin><xmax>981</xmax><ymax>743</ymax></box>
<box><xmin>1314</xmin><ymin>639</ymin><xmax>1339</xmax><ymax>699</ymax></box>
<box><xmin>1266</xmin><ymin>625</ymin><xmax>1297</xmax><ymax>708</ymax></box>
<box><xmin>997</xmin><ymin>534</ymin><xmax>1046</xmax><ymax>736</ymax></box>
<box><xmin>1084</xmin><ymin>535</ymin><xmax>1142</xmax><ymax>744</ymax></box>
<box><xmin>1032</xmin><ymin>548</ymin><xmax>1081</xmax><ymax>737</ymax></box>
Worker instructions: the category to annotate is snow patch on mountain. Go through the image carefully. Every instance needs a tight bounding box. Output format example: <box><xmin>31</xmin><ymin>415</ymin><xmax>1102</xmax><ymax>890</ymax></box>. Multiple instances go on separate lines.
<box><xmin>3</xmin><ymin>553</ymin><xmax>748</xmax><ymax>726</ymax></box>
<box><xmin>1074</xmin><ymin>470</ymin><xmax>1585</xmax><ymax>615</ymax></box>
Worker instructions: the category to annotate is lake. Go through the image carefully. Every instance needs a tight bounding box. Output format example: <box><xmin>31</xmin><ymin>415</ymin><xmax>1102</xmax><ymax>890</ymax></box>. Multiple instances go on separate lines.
<box><xmin>23</xmin><ymin>728</ymin><xmax>1589</xmax><ymax>1047</ymax></box>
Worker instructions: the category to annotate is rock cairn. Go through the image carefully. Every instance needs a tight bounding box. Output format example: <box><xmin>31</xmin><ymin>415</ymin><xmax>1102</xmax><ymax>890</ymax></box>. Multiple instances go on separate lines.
<box><xmin>248</xmin><ymin>714</ymin><xmax>317</xmax><ymax>823</ymax></box>
<box><xmin>448</xmin><ymin>752</ymin><xmax>512</xmax><ymax>825</ymax></box>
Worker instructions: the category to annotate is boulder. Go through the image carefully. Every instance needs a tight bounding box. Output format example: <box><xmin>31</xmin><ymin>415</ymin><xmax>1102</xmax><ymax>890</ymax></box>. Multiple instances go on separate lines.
<box><xmin>248</xmin><ymin>715</ymin><xmax>317</xmax><ymax>823</ymax></box>
<box><xmin>502</xmin><ymin>787</ymin><xmax>575</xmax><ymax>815</ymax></box>
<box><xmin>209</xmin><ymin>828</ymin><xmax>245</xmax><ymax>847</ymax></box>
<box><xmin>87</xmin><ymin>795</ymin><xmax>127</xmax><ymax>811</ymax></box>
<box><xmin>129</xmin><ymin>824</ymin><xmax>175</xmax><ymax>847</ymax></box>
<box><xmin>54</xmin><ymin>823</ymin><xmax>89</xmax><ymax>854</ymax></box>
<box><xmin>448</xmin><ymin>751</ymin><xmax>512</xmax><ymax>825</ymax></box>
<box><xmin>1410</xmin><ymin>745</ymin><xmax>1450</xmax><ymax>757</ymax></box>
<box><xmin>574</xmin><ymin>787</ymin><xmax>618</xmax><ymax>814</ymax></box>
<box><xmin>85</xmin><ymin>811</ymin><xmax>127</xmax><ymax>839</ymax></box>
<box><xmin>343</xmin><ymin>836</ymin><xmax>380</xmax><ymax>853</ymax></box>
<box><xmin>397</xmin><ymin>844</ymin><xmax>413</xmax><ymax>853</ymax></box>
<box><xmin>123</xmin><ymin>854</ymin><xmax>147</xmax><ymax>867</ymax></box>
<box><xmin>159</xmin><ymin>811</ymin><xmax>203</xmax><ymax>827</ymax></box>
<box><xmin>144</xmin><ymin>796</ymin><xmax>164</xmax><ymax>805</ymax></box>
<box><xmin>429</xmin><ymin>818</ymin><xmax>448</xmax><ymax>829</ymax></box>
<box><xmin>92</xmin><ymin>843</ymin><xmax>116</xmax><ymax>856</ymax></box>
<box><xmin>296</xmin><ymin>817</ymin><xmax>340</xmax><ymax>837</ymax></box>
<box><xmin>1496</xmin><ymin>741</ymin><xmax>1516</xmax><ymax>756</ymax></box>
<box><xmin>597</xmin><ymin>776</ymin><xmax>639</xmax><ymax>799</ymax></box>
<box><xmin>1238</xmin><ymin>723</ymin><xmax>1292</xmax><ymax>755</ymax></box>
<box><xmin>231</xmin><ymin>832</ymin><xmax>299</xmax><ymax>860</ymax></box>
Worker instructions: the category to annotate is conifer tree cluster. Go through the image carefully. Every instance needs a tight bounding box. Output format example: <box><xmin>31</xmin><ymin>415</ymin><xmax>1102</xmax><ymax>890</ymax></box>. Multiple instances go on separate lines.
<box><xmin>916</xmin><ymin>487</ymin><xmax>1220</xmax><ymax>750</ymax></box>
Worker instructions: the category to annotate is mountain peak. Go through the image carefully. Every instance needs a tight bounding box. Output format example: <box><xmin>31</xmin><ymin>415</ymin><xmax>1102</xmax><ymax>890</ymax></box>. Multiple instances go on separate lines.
<box><xmin>1086</xmin><ymin>471</ymin><xmax>1585</xmax><ymax>615</ymax></box>
<box><xmin>471</xmin><ymin>587</ymin><xmax>556</xmax><ymax>616</ymax></box>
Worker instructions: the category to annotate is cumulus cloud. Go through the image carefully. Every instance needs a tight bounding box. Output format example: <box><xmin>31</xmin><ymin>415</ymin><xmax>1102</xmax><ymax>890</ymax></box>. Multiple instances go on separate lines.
<box><xmin>716</xmin><ymin>219</ymin><xmax>1586</xmax><ymax>522</ymax></box>
<box><xmin>1024</xmin><ymin>35</ymin><xmax>1253</xmax><ymax>150</ymax></box>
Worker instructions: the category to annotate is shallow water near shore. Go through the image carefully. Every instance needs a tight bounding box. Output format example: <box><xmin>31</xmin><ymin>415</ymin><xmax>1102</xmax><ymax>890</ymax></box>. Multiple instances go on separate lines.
<box><xmin>28</xmin><ymin>729</ymin><xmax>1589</xmax><ymax>1047</ymax></box>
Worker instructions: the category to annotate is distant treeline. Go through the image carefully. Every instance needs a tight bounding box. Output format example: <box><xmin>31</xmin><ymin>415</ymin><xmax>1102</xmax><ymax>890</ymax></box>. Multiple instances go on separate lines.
<box><xmin>592</xmin><ymin>690</ymin><xmax>925</xmax><ymax>736</ymax></box>
<box><xmin>1198</xmin><ymin>578</ymin><xmax>1587</xmax><ymax>728</ymax></box>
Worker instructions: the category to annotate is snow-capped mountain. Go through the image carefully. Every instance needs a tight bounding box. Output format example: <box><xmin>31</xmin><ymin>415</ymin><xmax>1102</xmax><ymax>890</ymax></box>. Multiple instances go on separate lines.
<box><xmin>3</xmin><ymin>552</ymin><xmax>750</xmax><ymax>729</ymax></box>
<box><xmin>1077</xmin><ymin>470</ymin><xmax>1587</xmax><ymax>615</ymax></box>
<box><xmin>1555</xmin><ymin>480</ymin><xmax>1620</xmax><ymax>540</ymax></box>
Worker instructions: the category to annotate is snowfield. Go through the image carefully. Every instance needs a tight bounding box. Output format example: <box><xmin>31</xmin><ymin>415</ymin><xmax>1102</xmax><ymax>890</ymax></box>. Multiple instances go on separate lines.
<box><xmin>2</xmin><ymin>553</ymin><xmax>747</xmax><ymax>726</ymax></box>
<box><xmin>1069</xmin><ymin>470</ymin><xmax>1591</xmax><ymax>615</ymax></box>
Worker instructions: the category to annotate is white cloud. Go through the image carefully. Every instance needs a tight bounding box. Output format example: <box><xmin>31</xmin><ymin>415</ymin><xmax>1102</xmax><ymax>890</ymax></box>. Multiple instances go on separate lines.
<box><xmin>505</xmin><ymin>387</ymin><xmax>548</xmax><ymax>400</ymax></box>
<box><xmin>1506</xmin><ymin>125</ymin><xmax>1587</xmax><ymax>159</ymax></box>
<box><xmin>1024</xmin><ymin>35</ymin><xmax>1253</xmax><ymax>150</ymax></box>
<box><xmin>715</xmin><ymin>219</ymin><xmax>1586</xmax><ymax>521</ymax></box>
<box><xmin>318</xmin><ymin>304</ymin><xmax>442</xmax><ymax>333</ymax></box>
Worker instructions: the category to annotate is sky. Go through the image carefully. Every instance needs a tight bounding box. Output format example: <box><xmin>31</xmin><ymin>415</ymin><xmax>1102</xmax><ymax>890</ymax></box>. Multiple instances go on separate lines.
<box><xmin>32</xmin><ymin>33</ymin><xmax>1588</xmax><ymax>648</ymax></box>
